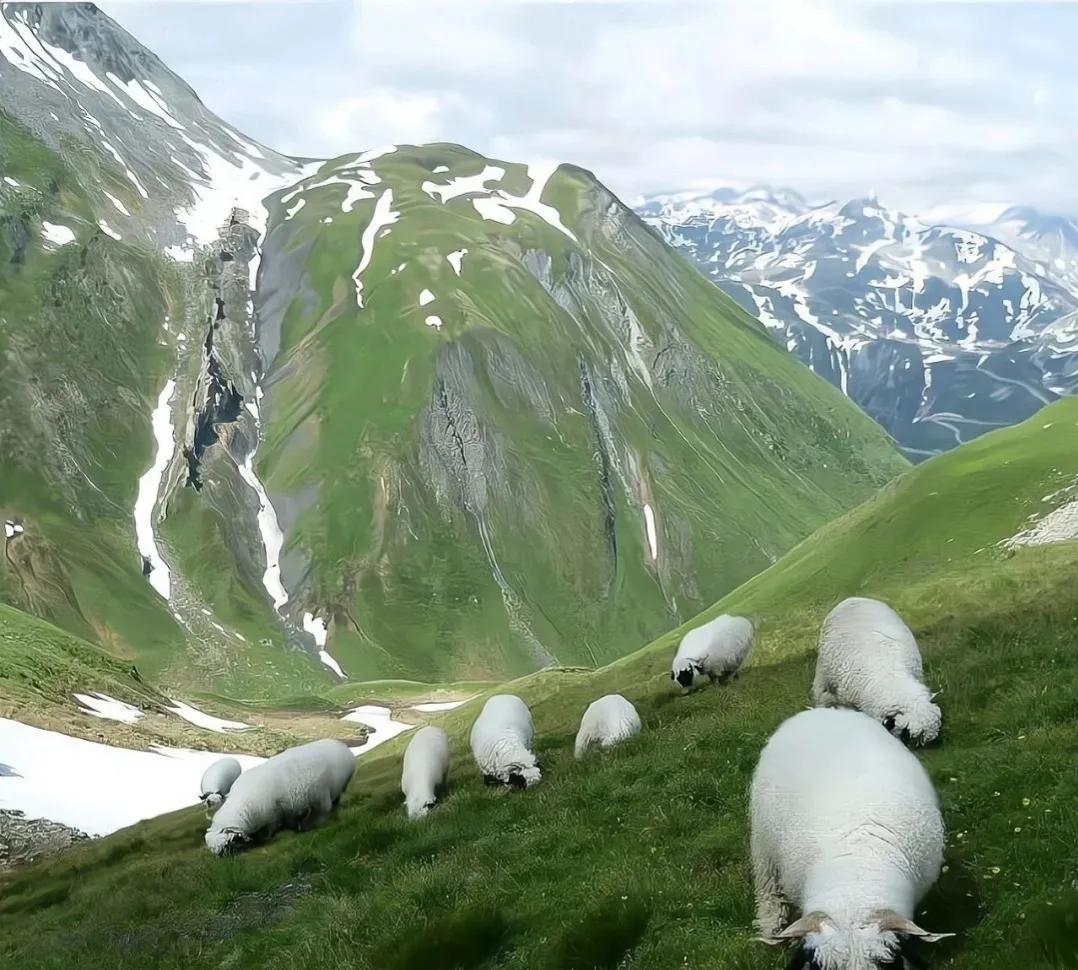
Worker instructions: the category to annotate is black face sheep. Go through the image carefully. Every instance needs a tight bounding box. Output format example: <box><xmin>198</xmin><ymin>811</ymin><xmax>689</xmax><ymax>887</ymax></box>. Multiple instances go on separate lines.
<box><xmin>750</xmin><ymin>708</ymin><xmax>952</xmax><ymax>969</ymax></box>
<box><xmin>670</xmin><ymin>613</ymin><xmax>755</xmax><ymax>690</ymax></box>
<box><xmin>813</xmin><ymin>596</ymin><xmax>942</xmax><ymax>745</ymax></box>
<box><xmin>469</xmin><ymin>694</ymin><xmax>541</xmax><ymax>789</ymax></box>
<box><xmin>199</xmin><ymin>756</ymin><xmax>242</xmax><ymax>813</ymax></box>
<box><xmin>205</xmin><ymin>739</ymin><xmax>355</xmax><ymax>856</ymax></box>
<box><xmin>401</xmin><ymin>725</ymin><xmax>450</xmax><ymax>819</ymax></box>
<box><xmin>573</xmin><ymin>694</ymin><xmax>642</xmax><ymax>759</ymax></box>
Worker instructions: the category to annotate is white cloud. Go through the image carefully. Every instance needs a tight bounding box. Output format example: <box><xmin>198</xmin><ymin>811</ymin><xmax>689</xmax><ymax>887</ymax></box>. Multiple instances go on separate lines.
<box><xmin>98</xmin><ymin>0</ymin><xmax>1078</xmax><ymax>216</ymax></box>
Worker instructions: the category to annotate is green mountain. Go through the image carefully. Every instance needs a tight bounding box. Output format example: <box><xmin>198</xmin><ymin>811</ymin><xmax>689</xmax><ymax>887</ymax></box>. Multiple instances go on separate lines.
<box><xmin>5</xmin><ymin>393</ymin><xmax>1076</xmax><ymax>969</ymax></box>
<box><xmin>0</xmin><ymin>3</ymin><xmax>904</xmax><ymax>699</ymax></box>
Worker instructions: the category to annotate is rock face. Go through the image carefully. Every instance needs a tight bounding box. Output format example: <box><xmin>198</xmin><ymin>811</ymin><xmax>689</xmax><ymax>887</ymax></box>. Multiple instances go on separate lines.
<box><xmin>639</xmin><ymin>187</ymin><xmax>1078</xmax><ymax>460</ymax></box>
<box><xmin>0</xmin><ymin>809</ymin><xmax>92</xmax><ymax>871</ymax></box>
<box><xmin>0</xmin><ymin>4</ymin><xmax>906</xmax><ymax>688</ymax></box>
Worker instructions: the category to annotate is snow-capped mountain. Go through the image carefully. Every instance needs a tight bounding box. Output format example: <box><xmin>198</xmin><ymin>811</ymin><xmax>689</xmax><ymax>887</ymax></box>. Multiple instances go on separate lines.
<box><xmin>638</xmin><ymin>187</ymin><xmax>1078</xmax><ymax>459</ymax></box>
<box><xmin>0</xmin><ymin>3</ymin><xmax>903</xmax><ymax>693</ymax></box>
<box><xmin>983</xmin><ymin>205</ymin><xmax>1078</xmax><ymax>300</ymax></box>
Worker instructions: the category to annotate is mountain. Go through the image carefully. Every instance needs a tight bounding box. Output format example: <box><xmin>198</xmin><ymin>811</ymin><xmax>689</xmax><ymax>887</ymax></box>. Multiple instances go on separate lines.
<box><xmin>983</xmin><ymin>205</ymin><xmax>1078</xmax><ymax>299</ymax></box>
<box><xmin>5</xmin><ymin>402</ymin><xmax>1076</xmax><ymax>968</ymax></box>
<box><xmin>639</xmin><ymin>187</ymin><xmax>1078</xmax><ymax>460</ymax></box>
<box><xmin>0</xmin><ymin>3</ymin><xmax>904</xmax><ymax>701</ymax></box>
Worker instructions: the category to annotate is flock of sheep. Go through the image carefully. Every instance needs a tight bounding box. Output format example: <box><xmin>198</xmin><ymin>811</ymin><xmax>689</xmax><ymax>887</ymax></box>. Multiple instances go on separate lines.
<box><xmin>197</xmin><ymin>595</ymin><xmax>949</xmax><ymax>969</ymax></box>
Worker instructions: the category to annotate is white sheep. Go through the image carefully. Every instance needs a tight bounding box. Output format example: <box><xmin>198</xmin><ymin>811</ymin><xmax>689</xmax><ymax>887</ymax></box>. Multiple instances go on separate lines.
<box><xmin>813</xmin><ymin>596</ymin><xmax>942</xmax><ymax>745</ymax></box>
<box><xmin>574</xmin><ymin>694</ymin><xmax>642</xmax><ymax>759</ymax></box>
<box><xmin>670</xmin><ymin>613</ymin><xmax>754</xmax><ymax>689</ymax></box>
<box><xmin>401</xmin><ymin>726</ymin><xmax>450</xmax><ymax>819</ymax></box>
<box><xmin>205</xmin><ymin>739</ymin><xmax>354</xmax><ymax>856</ymax></box>
<box><xmin>750</xmin><ymin>708</ymin><xmax>952</xmax><ymax>969</ymax></box>
<box><xmin>199</xmin><ymin>756</ymin><xmax>242</xmax><ymax>812</ymax></box>
<box><xmin>469</xmin><ymin>694</ymin><xmax>541</xmax><ymax>789</ymax></box>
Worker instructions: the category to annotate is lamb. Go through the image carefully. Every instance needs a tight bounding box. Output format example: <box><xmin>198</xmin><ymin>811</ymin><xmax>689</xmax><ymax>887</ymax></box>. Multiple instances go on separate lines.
<box><xmin>199</xmin><ymin>756</ymin><xmax>242</xmax><ymax>812</ymax></box>
<box><xmin>813</xmin><ymin>596</ymin><xmax>942</xmax><ymax>745</ymax></box>
<box><xmin>670</xmin><ymin>613</ymin><xmax>754</xmax><ymax>689</ymax></box>
<box><xmin>469</xmin><ymin>694</ymin><xmax>541</xmax><ymax>788</ymax></box>
<box><xmin>205</xmin><ymin>739</ymin><xmax>354</xmax><ymax>856</ymax></box>
<box><xmin>401</xmin><ymin>726</ymin><xmax>450</xmax><ymax>819</ymax></box>
<box><xmin>750</xmin><ymin>708</ymin><xmax>952</xmax><ymax>969</ymax></box>
<box><xmin>574</xmin><ymin>694</ymin><xmax>642</xmax><ymax>759</ymax></box>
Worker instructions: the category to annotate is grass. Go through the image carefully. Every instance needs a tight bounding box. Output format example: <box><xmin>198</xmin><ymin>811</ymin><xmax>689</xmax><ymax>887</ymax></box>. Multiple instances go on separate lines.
<box><xmin>2</xmin><ymin>404</ymin><xmax>1076</xmax><ymax>968</ymax></box>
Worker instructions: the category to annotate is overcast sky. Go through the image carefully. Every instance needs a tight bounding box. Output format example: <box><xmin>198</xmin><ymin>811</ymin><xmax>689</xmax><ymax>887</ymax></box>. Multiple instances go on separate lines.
<box><xmin>99</xmin><ymin>0</ymin><xmax>1077</xmax><ymax>220</ymax></box>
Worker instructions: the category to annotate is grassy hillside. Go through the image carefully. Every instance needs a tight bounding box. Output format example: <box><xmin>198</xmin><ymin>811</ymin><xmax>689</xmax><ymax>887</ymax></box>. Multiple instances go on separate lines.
<box><xmin>247</xmin><ymin>144</ymin><xmax>905</xmax><ymax>681</ymax></box>
<box><xmin>3</xmin><ymin>403</ymin><xmax>1075</xmax><ymax>969</ymax></box>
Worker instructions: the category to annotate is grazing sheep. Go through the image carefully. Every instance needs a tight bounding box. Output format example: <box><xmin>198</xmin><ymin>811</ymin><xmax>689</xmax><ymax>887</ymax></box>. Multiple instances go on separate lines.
<box><xmin>750</xmin><ymin>708</ymin><xmax>952</xmax><ymax>969</ymax></box>
<box><xmin>469</xmin><ymin>694</ymin><xmax>541</xmax><ymax>789</ymax></box>
<box><xmin>813</xmin><ymin>596</ymin><xmax>942</xmax><ymax>745</ymax></box>
<box><xmin>205</xmin><ymin>739</ymin><xmax>354</xmax><ymax>856</ymax></box>
<box><xmin>574</xmin><ymin>694</ymin><xmax>642</xmax><ymax>759</ymax></box>
<box><xmin>401</xmin><ymin>726</ymin><xmax>450</xmax><ymax>819</ymax></box>
<box><xmin>199</xmin><ymin>756</ymin><xmax>242</xmax><ymax>813</ymax></box>
<box><xmin>670</xmin><ymin>614</ymin><xmax>754</xmax><ymax>689</ymax></box>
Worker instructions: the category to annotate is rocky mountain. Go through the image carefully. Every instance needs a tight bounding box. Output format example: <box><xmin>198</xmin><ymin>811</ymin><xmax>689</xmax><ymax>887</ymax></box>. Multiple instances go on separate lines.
<box><xmin>639</xmin><ymin>187</ymin><xmax>1078</xmax><ymax>459</ymax></box>
<box><xmin>0</xmin><ymin>2</ymin><xmax>904</xmax><ymax>695</ymax></box>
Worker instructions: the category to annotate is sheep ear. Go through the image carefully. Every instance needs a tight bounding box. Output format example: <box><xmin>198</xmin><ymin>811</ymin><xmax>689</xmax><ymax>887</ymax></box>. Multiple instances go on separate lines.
<box><xmin>873</xmin><ymin>911</ymin><xmax>955</xmax><ymax>943</ymax></box>
<box><xmin>757</xmin><ymin>912</ymin><xmax>829</xmax><ymax>943</ymax></box>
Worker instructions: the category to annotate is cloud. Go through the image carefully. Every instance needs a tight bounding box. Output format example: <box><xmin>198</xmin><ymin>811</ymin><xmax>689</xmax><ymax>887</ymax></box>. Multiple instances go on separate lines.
<box><xmin>99</xmin><ymin>0</ymin><xmax>1078</xmax><ymax>216</ymax></box>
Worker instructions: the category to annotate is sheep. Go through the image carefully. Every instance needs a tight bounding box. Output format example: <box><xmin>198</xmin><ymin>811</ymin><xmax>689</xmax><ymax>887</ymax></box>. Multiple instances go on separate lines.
<box><xmin>469</xmin><ymin>694</ymin><xmax>541</xmax><ymax>789</ymax></box>
<box><xmin>574</xmin><ymin>694</ymin><xmax>642</xmax><ymax>759</ymax></box>
<box><xmin>401</xmin><ymin>726</ymin><xmax>450</xmax><ymax>819</ymax></box>
<box><xmin>205</xmin><ymin>739</ymin><xmax>354</xmax><ymax>856</ymax></box>
<box><xmin>750</xmin><ymin>708</ymin><xmax>952</xmax><ymax>969</ymax></box>
<box><xmin>199</xmin><ymin>756</ymin><xmax>242</xmax><ymax>813</ymax></box>
<box><xmin>670</xmin><ymin>613</ymin><xmax>754</xmax><ymax>690</ymax></box>
<box><xmin>813</xmin><ymin>596</ymin><xmax>942</xmax><ymax>745</ymax></box>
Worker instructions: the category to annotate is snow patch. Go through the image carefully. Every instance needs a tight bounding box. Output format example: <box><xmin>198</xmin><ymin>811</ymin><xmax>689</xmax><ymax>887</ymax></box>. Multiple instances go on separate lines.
<box><xmin>4</xmin><ymin>521</ymin><xmax>23</xmax><ymax>539</ymax></box>
<box><xmin>98</xmin><ymin>220</ymin><xmax>121</xmax><ymax>240</ymax></box>
<box><xmin>411</xmin><ymin>699</ymin><xmax>471</xmax><ymax>713</ymax></box>
<box><xmin>342</xmin><ymin>705</ymin><xmax>414</xmax><ymax>755</ymax></box>
<box><xmin>643</xmin><ymin>503</ymin><xmax>659</xmax><ymax>560</ymax></box>
<box><xmin>425</xmin><ymin>314</ymin><xmax>443</xmax><ymax>330</ymax></box>
<box><xmin>446</xmin><ymin>248</ymin><xmax>468</xmax><ymax>275</ymax></box>
<box><xmin>0</xmin><ymin>717</ymin><xmax>263</xmax><ymax>836</ymax></box>
<box><xmin>422</xmin><ymin>164</ymin><xmax>504</xmax><ymax>202</ymax></box>
<box><xmin>2</xmin><ymin>176</ymin><xmax>20</xmax><ymax>188</ymax></box>
<box><xmin>41</xmin><ymin>221</ymin><xmax>75</xmax><ymax>246</ymax></box>
<box><xmin>352</xmin><ymin>188</ymin><xmax>399</xmax><ymax>308</ymax></box>
<box><xmin>134</xmin><ymin>379</ymin><xmax>177</xmax><ymax>600</ymax></box>
<box><xmin>419</xmin><ymin>288</ymin><xmax>435</xmax><ymax>306</ymax></box>
<box><xmin>167</xmin><ymin>701</ymin><xmax>250</xmax><ymax>733</ymax></box>
<box><xmin>74</xmin><ymin>692</ymin><xmax>142</xmax><ymax>724</ymax></box>
<box><xmin>433</xmin><ymin>165</ymin><xmax>449</xmax><ymax>174</ymax></box>
<box><xmin>235</xmin><ymin>449</ymin><xmax>289</xmax><ymax>610</ymax></box>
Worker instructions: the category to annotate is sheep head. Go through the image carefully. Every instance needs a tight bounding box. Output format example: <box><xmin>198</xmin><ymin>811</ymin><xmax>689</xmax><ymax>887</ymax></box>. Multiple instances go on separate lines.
<box><xmin>883</xmin><ymin>696</ymin><xmax>942</xmax><ymax>746</ymax></box>
<box><xmin>759</xmin><ymin>910</ymin><xmax>951</xmax><ymax>969</ymax></box>
<box><xmin>205</xmin><ymin>825</ymin><xmax>252</xmax><ymax>857</ymax></box>
<box><xmin>670</xmin><ymin>660</ymin><xmax>697</xmax><ymax>689</ymax></box>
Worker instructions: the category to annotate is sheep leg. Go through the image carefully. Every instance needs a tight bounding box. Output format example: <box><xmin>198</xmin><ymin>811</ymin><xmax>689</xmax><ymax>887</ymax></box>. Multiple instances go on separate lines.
<box><xmin>811</xmin><ymin>666</ymin><xmax>837</xmax><ymax>708</ymax></box>
<box><xmin>752</xmin><ymin>854</ymin><xmax>791</xmax><ymax>937</ymax></box>
<box><xmin>296</xmin><ymin>791</ymin><xmax>334</xmax><ymax>831</ymax></box>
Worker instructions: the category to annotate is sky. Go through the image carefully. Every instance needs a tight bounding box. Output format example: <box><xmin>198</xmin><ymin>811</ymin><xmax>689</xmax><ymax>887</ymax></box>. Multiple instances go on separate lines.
<box><xmin>99</xmin><ymin>0</ymin><xmax>1078</xmax><ymax>220</ymax></box>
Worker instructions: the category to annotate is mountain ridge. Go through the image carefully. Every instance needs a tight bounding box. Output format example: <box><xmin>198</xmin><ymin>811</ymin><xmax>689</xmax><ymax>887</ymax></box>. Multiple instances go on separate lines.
<box><xmin>639</xmin><ymin>185</ymin><xmax>1078</xmax><ymax>459</ymax></box>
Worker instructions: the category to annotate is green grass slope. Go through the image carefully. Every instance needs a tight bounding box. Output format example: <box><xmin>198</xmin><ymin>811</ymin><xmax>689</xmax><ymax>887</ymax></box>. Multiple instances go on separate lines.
<box><xmin>4</xmin><ymin>403</ymin><xmax>1075</xmax><ymax>969</ymax></box>
<box><xmin>250</xmin><ymin>144</ymin><xmax>905</xmax><ymax>681</ymax></box>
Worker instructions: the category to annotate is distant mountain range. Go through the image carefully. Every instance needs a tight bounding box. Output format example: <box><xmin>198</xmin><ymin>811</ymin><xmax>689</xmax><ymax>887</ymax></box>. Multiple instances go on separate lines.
<box><xmin>638</xmin><ymin>187</ymin><xmax>1078</xmax><ymax>459</ymax></box>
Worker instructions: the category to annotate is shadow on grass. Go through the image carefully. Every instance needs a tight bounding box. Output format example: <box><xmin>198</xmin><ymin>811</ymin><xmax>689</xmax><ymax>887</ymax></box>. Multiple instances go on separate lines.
<box><xmin>547</xmin><ymin>894</ymin><xmax>651</xmax><ymax>970</ymax></box>
<box><xmin>375</xmin><ymin>904</ymin><xmax>511</xmax><ymax>970</ymax></box>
